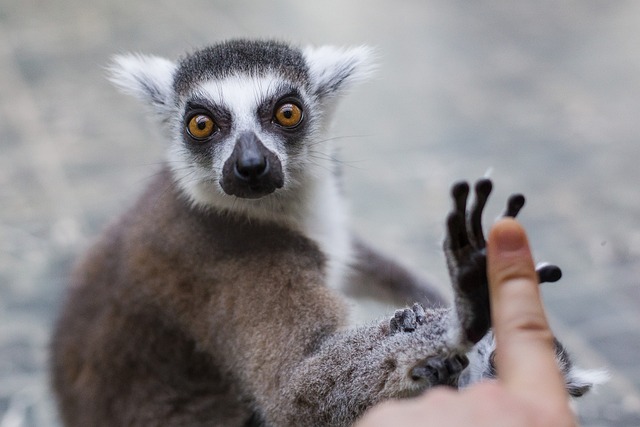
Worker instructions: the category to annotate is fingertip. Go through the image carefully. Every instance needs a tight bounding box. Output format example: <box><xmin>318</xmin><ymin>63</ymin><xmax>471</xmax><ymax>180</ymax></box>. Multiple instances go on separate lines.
<box><xmin>487</xmin><ymin>219</ymin><xmax>536</xmax><ymax>285</ymax></box>
<box><xmin>487</xmin><ymin>220</ymin><xmax>567</xmax><ymax>398</ymax></box>
<box><xmin>489</xmin><ymin>218</ymin><xmax>527</xmax><ymax>253</ymax></box>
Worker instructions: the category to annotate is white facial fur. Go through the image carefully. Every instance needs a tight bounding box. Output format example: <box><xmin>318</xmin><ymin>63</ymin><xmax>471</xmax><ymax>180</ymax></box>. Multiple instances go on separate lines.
<box><xmin>168</xmin><ymin>75</ymin><xmax>301</xmax><ymax>214</ymax></box>
<box><xmin>166</xmin><ymin>73</ymin><xmax>336</xmax><ymax>224</ymax></box>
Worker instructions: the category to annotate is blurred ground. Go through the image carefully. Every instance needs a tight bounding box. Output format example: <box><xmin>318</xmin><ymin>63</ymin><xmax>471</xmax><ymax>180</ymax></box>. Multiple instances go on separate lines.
<box><xmin>1</xmin><ymin>0</ymin><xmax>639</xmax><ymax>425</ymax></box>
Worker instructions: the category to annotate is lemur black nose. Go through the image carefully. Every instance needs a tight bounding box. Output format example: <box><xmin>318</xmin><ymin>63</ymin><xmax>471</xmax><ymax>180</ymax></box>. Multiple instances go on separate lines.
<box><xmin>235</xmin><ymin>153</ymin><xmax>269</xmax><ymax>181</ymax></box>
<box><xmin>220</xmin><ymin>131</ymin><xmax>284</xmax><ymax>198</ymax></box>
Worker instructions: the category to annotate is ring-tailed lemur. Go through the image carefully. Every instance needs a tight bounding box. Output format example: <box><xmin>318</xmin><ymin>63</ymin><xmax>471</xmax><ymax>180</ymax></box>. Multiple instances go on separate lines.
<box><xmin>51</xmin><ymin>39</ymin><xmax>603</xmax><ymax>427</ymax></box>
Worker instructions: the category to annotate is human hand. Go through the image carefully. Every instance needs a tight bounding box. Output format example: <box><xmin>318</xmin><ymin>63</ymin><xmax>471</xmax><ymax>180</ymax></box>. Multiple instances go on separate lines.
<box><xmin>355</xmin><ymin>218</ymin><xmax>577</xmax><ymax>427</ymax></box>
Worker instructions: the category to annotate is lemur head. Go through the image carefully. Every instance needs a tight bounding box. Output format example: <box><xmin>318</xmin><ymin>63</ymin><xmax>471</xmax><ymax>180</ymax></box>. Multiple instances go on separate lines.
<box><xmin>109</xmin><ymin>40</ymin><xmax>373</xmax><ymax>216</ymax></box>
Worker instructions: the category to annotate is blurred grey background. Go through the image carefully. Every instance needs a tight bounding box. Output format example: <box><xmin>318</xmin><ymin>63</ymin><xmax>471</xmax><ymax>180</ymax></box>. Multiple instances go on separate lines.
<box><xmin>1</xmin><ymin>0</ymin><xmax>639</xmax><ymax>425</ymax></box>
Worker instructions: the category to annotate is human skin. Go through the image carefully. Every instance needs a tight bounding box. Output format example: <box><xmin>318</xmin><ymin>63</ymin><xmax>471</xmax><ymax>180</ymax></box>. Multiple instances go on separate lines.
<box><xmin>355</xmin><ymin>218</ymin><xmax>578</xmax><ymax>427</ymax></box>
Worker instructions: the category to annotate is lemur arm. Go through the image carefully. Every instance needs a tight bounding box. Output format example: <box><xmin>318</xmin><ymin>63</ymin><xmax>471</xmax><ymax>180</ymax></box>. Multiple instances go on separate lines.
<box><xmin>209</xmin><ymin>179</ymin><xmax>593</xmax><ymax>426</ymax></box>
<box><xmin>268</xmin><ymin>179</ymin><xmax>578</xmax><ymax>426</ymax></box>
<box><xmin>274</xmin><ymin>308</ymin><xmax>465</xmax><ymax>426</ymax></box>
<box><xmin>257</xmin><ymin>180</ymin><xmax>511</xmax><ymax>426</ymax></box>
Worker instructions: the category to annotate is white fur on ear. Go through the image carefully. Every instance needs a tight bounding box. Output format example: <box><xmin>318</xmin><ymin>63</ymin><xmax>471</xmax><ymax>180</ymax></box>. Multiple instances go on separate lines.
<box><xmin>108</xmin><ymin>54</ymin><xmax>177</xmax><ymax>117</ymax></box>
<box><xmin>303</xmin><ymin>45</ymin><xmax>376</xmax><ymax>98</ymax></box>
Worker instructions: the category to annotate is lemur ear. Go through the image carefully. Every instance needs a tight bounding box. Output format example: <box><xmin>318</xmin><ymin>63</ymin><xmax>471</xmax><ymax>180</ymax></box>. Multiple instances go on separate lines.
<box><xmin>303</xmin><ymin>45</ymin><xmax>375</xmax><ymax>99</ymax></box>
<box><xmin>108</xmin><ymin>54</ymin><xmax>177</xmax><ymax>117</ymax></box>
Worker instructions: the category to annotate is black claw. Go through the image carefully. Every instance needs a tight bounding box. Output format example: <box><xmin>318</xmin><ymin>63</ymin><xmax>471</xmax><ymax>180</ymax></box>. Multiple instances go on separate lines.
<box><xmin>504</xmin><ymin>194</ymin><xmax>526</xmax><ymax>218</ymax></box>
<box><xmin>536</xmin><ymin>264</ymin><xmax>562</xmax><ymax>284</ymax></box>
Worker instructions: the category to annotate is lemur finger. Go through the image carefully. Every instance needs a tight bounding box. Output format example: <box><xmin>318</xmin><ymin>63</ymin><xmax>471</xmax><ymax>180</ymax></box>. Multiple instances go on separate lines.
<box><xmin>468</xmin><ymin>179</ymin><xmax>492</xmax><ymax>249</ymax></box>
<box><xmin>446</xmin><ymin>182</ymin><xmax>470</xmax><ymax>250</ymax></box>
<box><xmin>412</xmin><ymin>303</ymin><xmax>426</xmax><ymax>325</ymax></box>
<box><xmin>536</xmin><ymin>263</ymin><xmax>563</xmax><ymax>284</ymax></box>
<box><xmin>503</xmin><ymin>194</ymin><xmax>526</xmax><ymax>218</ymax></box>
<box><xmin>452</xmin><ymin>181</ymin><xmax>470</xmax><ymax>217</ymax></box>
<box><xmin>446</xmin><ymin>213</ymin><xmax>468</xmax><ymax>251</ymax></box>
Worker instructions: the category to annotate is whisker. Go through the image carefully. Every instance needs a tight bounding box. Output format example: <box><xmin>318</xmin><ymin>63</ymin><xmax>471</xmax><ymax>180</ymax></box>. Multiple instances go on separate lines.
<box><xmin>307</xmin><ymin>133</ymin><xmax>373</xmax><ymax>148</ymax></box>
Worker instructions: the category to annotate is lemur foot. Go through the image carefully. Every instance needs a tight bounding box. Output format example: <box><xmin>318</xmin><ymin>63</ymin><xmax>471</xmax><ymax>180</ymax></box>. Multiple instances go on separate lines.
<box><xmin>444</xmin><ymin>179</ymin><xmax>562</xmax><ymax>346</ymax></box>
<box><xmin>389</xmin><ymin>303</ymin><xmax>426</xmax><ymax>334</ymax></box>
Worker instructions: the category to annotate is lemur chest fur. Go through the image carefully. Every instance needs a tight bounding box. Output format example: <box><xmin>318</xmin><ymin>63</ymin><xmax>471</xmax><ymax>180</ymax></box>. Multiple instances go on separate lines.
<box><xmin>109</xmin><ymin>167</ymin><xmax>346</xmax><ymax>329</ymax></box>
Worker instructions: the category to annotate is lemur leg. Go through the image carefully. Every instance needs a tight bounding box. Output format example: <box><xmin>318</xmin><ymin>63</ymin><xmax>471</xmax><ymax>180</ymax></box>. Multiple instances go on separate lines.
<box><xmin>282</xmin><ymin>296</ymin><xmax>499</xmax><ymax>426</ymax></box>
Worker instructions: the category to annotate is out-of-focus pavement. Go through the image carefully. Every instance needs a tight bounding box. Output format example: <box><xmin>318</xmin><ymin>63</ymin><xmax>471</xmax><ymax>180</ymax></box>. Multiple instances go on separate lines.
<box><xmin>1</xmin><ymin>1</ymin><xmax>639</xmax><ymax>425</ymax></box>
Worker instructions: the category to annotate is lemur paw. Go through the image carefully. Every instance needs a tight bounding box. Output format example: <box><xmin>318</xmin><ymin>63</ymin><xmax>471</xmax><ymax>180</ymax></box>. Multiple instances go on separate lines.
<box><xmin>389</xmin><ymin>303</ymin><xmax>426</xmax><ymax>334</ymax></box>
<box><xmin>411</xmin><ymin>353</ymin><xmax>469</xmax><ymax>387</ymax></box>
<box><xmin>444</xmin><ymin>179</ymin><xmax>562</xmax><ymax>346</ymax></box>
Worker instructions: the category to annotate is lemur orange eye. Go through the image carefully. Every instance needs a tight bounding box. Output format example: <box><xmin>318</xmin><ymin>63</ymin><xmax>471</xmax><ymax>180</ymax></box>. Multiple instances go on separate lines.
<box><xmin>187</xmin><ymin>114</ymin><xmax>216</xmax><ymax>140</ymax></box>
<box><xmin>274</xmin><ymin>102</ymin><xmax>303</xmax><ymax>128</ymax></box>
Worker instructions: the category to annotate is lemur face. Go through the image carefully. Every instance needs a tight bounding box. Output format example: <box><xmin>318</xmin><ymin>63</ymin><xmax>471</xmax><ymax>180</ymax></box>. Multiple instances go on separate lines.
<box><xmin>173</xmin><ymin>57</ymin><xmax>316</xmax><ymax>200</ymax></box>
<box><xmin>109</xmin><ymin>40</ymin><xmax>373</xmax><ymax>209</ymax></box>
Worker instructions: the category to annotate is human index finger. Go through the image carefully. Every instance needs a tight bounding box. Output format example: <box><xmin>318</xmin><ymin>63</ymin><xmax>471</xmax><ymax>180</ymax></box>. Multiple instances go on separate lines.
<box><xmin>486</xmin><ymin>219</ymin><xmax>568</xmax><ymax>403</ymax></box>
